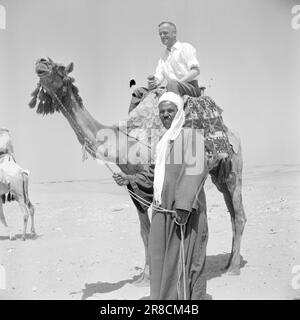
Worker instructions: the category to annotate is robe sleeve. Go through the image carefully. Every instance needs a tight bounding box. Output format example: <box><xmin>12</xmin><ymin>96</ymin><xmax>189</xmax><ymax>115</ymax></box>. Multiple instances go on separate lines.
<box><xmin>174</xmin><ymin>129</ymin><xmax>206</xmax><ymax>212</ymax></box>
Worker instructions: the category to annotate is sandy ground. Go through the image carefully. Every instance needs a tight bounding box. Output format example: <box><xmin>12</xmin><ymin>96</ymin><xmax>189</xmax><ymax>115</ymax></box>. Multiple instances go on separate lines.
<box><xmin>0</xmin><ymin>164</ymin><xmax>300</xmax><ymax>300</ymax></box>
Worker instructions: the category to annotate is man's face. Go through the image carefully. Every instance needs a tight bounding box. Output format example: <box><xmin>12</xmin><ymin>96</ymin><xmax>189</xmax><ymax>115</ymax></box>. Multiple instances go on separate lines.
<box><xmin>159</xmin><ymin>101</ymin><xmax>178</xmax><ymax>129</ymax></box>
<box><xmin>158</xmin><ymin>24</ymin><xmax>176</xmax><ymax>48</ymax></box>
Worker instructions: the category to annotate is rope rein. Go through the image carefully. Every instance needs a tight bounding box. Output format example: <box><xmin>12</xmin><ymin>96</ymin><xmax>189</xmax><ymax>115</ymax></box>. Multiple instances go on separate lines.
<box><xmin>177</xmin><ymin>224</ymin><xmax>187</xmax><ymax>300</ymax></box>
<box><xmin>53</xmin><ymin>92</ymin><xmax>97</xmax><ymax>159</ymax></box>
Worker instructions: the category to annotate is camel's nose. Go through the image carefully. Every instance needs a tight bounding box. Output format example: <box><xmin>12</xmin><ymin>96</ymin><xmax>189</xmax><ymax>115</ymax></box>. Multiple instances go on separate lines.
<box><xmin>35</xmin><ymin>59</ymin><xmax>50</xmax><ymax>76</ymax></box>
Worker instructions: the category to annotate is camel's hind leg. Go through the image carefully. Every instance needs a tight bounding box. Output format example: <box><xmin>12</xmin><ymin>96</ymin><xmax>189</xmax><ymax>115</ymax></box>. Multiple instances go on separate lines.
<box><xmin>17</xmin><ymin>172</ymin><xmax>36</xmax><ymax>241</ymax></box>
<box><xmin>0</xmin><ymin>201</ymin><xmax>8</xmax><ymax>228</ymax></box>
<box><xmin>28</xmin><ymin>201</ymin><xmax>36</xmax><ymax>238</ymax></box>
<box><xmin>132</xmin><ymin>208</ymin><xmax>150</xmax><ymax>287</ymax></box>
<box><xmin>0</xmin><ymin>189</ymin><xmax>16</xmax><ymax>240</ymax></box>
<box><xmin>223</xmin><ymin>176</ymin><xmax>246</xmax><ymax>274</ymax></box>
<box><xmin>18</xmin><ymin>200</ymin><xmax>36</xmax><ymax>239</ymax></box>
<box><xmin>0</xmin><ymin>200</ymin><xmax>15</xmax><ymax>240</ymax></box>
<box><xmin>211</xmin><ymin>154</ymin><xmax>246</xmax><ymax>275</ymax></box>
<box><xmin>225</xmin><ymin>150</ymin><xmax>246</xmax><ymax>274</ymax></box>
<box><xmin>22</xmin><ymin>172</ymin><xmax>36</xmax><ymax>238</ymax></box>
<box><xmin>17</xmin><ymin>200</ymin><xmax>29</xmax><ymax>241</ymax></box>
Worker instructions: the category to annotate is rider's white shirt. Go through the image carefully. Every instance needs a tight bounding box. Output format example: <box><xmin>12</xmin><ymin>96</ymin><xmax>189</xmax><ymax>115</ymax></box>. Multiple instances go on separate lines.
<box><xmin>154</xmin><ymin>41</ymin><xmax>200</xmax><ymax>83</ymax></box>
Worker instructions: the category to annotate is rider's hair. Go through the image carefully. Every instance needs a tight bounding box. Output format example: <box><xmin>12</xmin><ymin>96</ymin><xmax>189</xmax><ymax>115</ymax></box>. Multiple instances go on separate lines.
<box><xmin>158</xmin><ymin>21</ymin><xmax>177</xmax><ymax>33</ymax></box>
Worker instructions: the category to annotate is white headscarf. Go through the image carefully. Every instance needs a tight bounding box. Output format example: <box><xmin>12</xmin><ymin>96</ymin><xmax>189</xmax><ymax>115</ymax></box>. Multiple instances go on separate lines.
<box><xmin>153</xmin><ymin>92</ymin><xmax>185</xmax><ymax>205</ymax></box>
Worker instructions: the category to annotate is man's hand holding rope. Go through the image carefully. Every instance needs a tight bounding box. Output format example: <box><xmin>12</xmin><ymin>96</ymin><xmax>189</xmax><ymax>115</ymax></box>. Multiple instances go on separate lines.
<box><xmin>112</xmin><ymin>172</ymin><xmax>130</xmax><ymax>186</ymax></box>
<box><xmin>173</xmin><ymin>209</ymin><xmax>191</xmax><ymax>225</ymax></box>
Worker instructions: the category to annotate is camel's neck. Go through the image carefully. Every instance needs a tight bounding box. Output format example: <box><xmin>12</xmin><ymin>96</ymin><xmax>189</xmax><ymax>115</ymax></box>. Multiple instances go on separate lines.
<box><xmin>58</xmin><ymin>90</ymin><xmax>151</xmax><ymax>174</ymax></box>
<box><xmin>59</xmin><ymin>92</ymin><xmax>115</xmax><ymax>159</ymax></box>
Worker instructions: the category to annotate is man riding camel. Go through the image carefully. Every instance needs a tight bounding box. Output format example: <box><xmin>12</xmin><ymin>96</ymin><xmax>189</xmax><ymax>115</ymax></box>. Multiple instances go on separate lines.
<box><xmin>129</xmin><ymin>21</ymin><xmax>202</xmax><ymax>112</ymax></box>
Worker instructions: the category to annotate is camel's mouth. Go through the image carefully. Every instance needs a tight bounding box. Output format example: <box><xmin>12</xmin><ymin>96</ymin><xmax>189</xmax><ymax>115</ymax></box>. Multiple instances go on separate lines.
<box><xmin>35</xmin><ymin>59</ymin><xmax>52</xmax><ymax>78</ymax></box>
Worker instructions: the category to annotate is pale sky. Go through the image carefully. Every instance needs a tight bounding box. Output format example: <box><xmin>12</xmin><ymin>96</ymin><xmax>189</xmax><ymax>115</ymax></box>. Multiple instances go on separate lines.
<box><xmin>0</xmin><ymin>0</ymin><xmax>299</xmax><ymax>182</ymax></box>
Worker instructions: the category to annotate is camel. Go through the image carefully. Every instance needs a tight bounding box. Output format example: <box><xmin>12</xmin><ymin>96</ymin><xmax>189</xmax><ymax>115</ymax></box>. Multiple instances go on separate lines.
<box><xmin>0</xmin><ymin>129</ymin><xmax>36</xmax><ymax>241</ymax></box>
<box><xmin>30</xmin><ymin>57</ymin><xmax>246</xmax><ymax>283</ymax></box>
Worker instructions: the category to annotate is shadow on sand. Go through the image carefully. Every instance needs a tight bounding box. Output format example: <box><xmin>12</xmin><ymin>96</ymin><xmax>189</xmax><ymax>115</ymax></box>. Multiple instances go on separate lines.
<box><xmin>0</xmin><ymin>233</ymin><xmax>40</xmax><ymax>241</ymax></box>
<box><xmin>76</xmin><ymin>253</ymin><xmax>247</xmax><ymax>300</ymax></box>
<box><xmin>76</xmin><ymin>273</ymin><xmax>147</xmax><ymax>300</ymax></box>
<box><xmin>204</xmin><ymin>253</ymin><xmax>247</xmax><ymax>280</ymax></box>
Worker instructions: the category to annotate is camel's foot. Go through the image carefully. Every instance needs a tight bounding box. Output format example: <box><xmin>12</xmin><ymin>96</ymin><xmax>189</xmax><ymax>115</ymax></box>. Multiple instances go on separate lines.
<box><xmin>224</xmin><ymin>253</ymin><xmax>241</xmax><ymax>275</ymax></box>
<box><xmin>132</xmin><ymin>271</ymin><xmax>150</xmax><ymax>287</ymax></box>
<box><xmin>225</xmin><ymin>266</ymin><xmax>240</xmax><ymax>276</ymax></box>
<box><xmin>30</xmin><ymin>231</ymin><xmax>37</xmax><ymax>239</ymax></box>
<box><xmin>21</xmin><ymin>234</ymin><xmax>26</xmax><ymax>241</ymax></box>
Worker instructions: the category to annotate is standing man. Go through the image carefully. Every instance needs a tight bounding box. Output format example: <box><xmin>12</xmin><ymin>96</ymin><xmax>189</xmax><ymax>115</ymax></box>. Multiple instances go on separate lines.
<box><xmin>129</xmin><ymin>21</ymin><xmax>202</xmax><ymax>112</ymax></box>
<box><xmin>116</xmin><ymin>91</ymin><xmax>209</xmax><ymax>299</ymax></box>
<box><xmin>150</xmin><ymin>91</ymin><xmax>208</xmax><ymax>300</ymax></box>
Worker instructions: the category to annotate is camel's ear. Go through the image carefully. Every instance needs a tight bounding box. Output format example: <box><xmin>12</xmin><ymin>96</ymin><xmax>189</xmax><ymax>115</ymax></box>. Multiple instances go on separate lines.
<box><xmin>66</xmin><ymin>62</ymin><xmax>74</xmax><ymax>74</ymax></box>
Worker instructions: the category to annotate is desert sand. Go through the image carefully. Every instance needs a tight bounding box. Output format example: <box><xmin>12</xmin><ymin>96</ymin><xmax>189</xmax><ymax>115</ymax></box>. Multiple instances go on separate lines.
<box><xmin>0</xmin><ymin>164</ymin><xmax>299</xmax><ymax>300</ymax></box>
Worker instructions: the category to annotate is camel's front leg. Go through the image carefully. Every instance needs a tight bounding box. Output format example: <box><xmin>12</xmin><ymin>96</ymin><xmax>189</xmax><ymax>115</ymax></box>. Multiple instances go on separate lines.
<box><xmin>132</xmin><ymin>208</ymin><xmax>150</xmax><ymax>286</ymax></box>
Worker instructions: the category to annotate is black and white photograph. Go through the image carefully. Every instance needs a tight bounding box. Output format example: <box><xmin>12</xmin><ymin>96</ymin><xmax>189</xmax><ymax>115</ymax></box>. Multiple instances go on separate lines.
<box><xmin>0</xmin><ymin>0</ymin><xmax>299</xmax><ymax>301</ymax></box>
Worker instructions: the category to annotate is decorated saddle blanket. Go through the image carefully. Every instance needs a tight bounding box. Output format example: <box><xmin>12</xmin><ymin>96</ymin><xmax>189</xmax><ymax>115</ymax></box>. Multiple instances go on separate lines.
<box><xmin>183</xmin><ymin>96</ymin><xmax>233</xmax><ymax>159</ymax></box>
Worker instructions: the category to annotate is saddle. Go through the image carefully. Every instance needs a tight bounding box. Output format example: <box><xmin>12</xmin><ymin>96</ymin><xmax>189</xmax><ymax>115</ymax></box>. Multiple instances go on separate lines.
<box><xmin>126</xmin><ymin>89</ymin><xmax>234</xmax><ymax>168</ymax></box>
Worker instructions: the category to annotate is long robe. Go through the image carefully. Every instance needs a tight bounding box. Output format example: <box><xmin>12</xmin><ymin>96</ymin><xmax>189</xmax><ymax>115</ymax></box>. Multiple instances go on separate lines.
<box><xmin>149</xmin><ymin>128</ymin><xmax>208</xmax><ymax>300</ymax></box>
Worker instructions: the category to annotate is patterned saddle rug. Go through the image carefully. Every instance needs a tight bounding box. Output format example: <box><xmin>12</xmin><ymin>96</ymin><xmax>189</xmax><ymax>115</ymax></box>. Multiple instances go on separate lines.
<box><xmin>183</xmin><ymin>96</ymin><xmax>233</xmax><ymax>160</ymax></box>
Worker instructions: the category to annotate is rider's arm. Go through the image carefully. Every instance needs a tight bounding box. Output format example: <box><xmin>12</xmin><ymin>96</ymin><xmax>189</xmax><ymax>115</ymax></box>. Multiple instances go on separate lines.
<box><xmin>179</xmin><ymin>43</ymin><xmax>200</xmax><ymax>83</ymax></box>
<box><xmin>180</xmin><ymin>67</ymin><xmax>200</xmax><ymax>83</ymax></box>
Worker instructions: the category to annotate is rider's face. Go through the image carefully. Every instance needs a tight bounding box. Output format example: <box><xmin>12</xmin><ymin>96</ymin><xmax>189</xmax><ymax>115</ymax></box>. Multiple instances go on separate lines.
<box><xmin>159</xmin><ymin>24</ymin><xmax>176</xmax><ymax>48</ymax></box>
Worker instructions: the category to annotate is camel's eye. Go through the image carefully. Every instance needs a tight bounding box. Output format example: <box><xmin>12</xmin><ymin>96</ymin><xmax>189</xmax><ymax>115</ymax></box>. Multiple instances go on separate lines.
<box><xmin>57</xmin><ymin>66</ymin><xmax>65</xmax><ymax>77</ymax></box>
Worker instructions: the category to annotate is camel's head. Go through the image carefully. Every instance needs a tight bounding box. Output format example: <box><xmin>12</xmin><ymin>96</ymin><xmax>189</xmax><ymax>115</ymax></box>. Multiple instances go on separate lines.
<box><xmin>29</xmin><ymin>57</ymin><xmax>78</xmax><ymax>114</ymax></box>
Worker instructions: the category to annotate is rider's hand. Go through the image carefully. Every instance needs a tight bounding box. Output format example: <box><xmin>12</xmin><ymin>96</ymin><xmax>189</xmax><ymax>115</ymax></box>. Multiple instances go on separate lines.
<box><xmin>174</xmin><ymin>209</ymin><xmax>190</xmax><ymax>225</ymax></box>
<box><xmin>112</xmin><ymin>172</ymin><xmax>130</xmax><ymax>186</ymax></box>
<box><xmin>147</xmin><ymin>75</ymin><xmax>158</xmax><ymax>90</ymax></box>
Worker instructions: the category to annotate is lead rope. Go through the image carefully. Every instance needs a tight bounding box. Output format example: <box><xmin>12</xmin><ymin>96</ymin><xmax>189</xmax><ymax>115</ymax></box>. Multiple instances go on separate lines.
<box><xmin>52</xmin><ymin>92</ymin><xmax>97</xmax><ymax>158</ymax></box>
<box><xmin>175</xmin><ymin>220</ymin><xmax>188</xmax><ymax>300</ymax></box>
<box><xmin>180</xmin><ymin>224</ymin><xmax>187</xmax><ymax>300</ymax></box>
